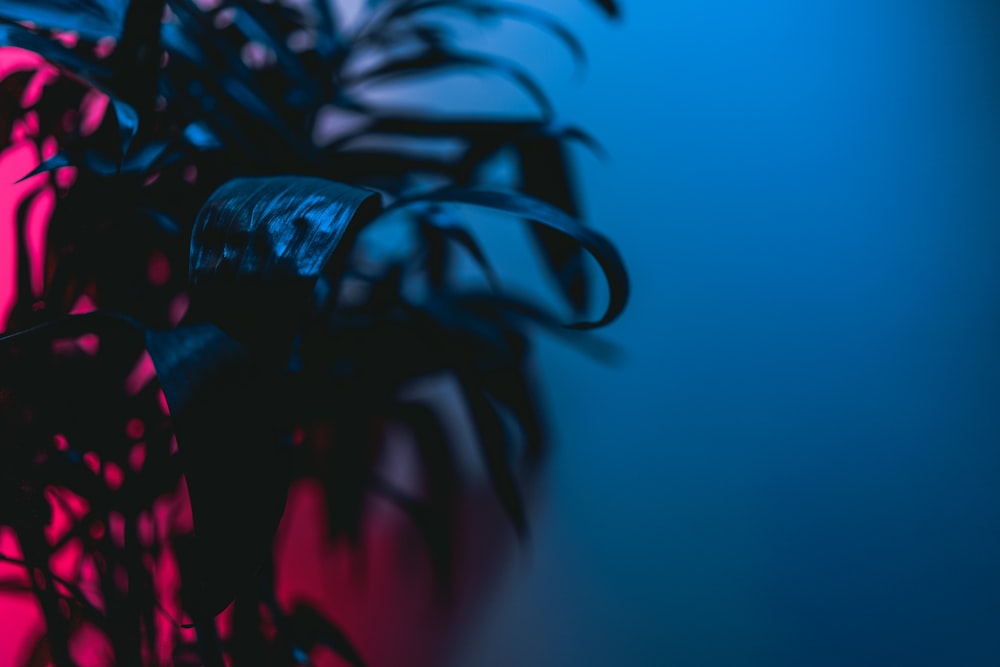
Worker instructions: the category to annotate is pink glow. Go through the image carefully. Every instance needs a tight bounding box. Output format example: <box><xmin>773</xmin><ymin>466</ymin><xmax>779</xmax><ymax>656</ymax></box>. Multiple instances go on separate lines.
<box><xmin>43</xmin><ymin>487</ymin><xmax>90</xmax><ymax>545</ymax></box>
<box><xmin>55</xmin><ymin>163</ymin><xmax>77</xmax><ymax>190</ymax></box>
<box><xmin>147</xmin><ymin>250</ymin><xmax>171</xmax><ymax>286</ymax></box>
<box><xmin>0</xmin><ymin>49</ymin><xmax>44</xmax><ymax>78</ymax></box>
<box><xmin>68</xmin><ymin>621</ymin><xmax>113</xmax><ymax>667</ymax></box>
<box><xmin>70</xmin><ymin>294</ymin><xmax>98</xmax><ymax>315</ymax></box>
<box><xmin>104</xmin><ymin>462</ymin><xmax>124</xmax><ymax>490</ymax></box>
<box><xmin>126</xmin><ymin>417</ymin><xmax>145</xmax><ymax>440</ymax></box>
<box><xmin>137</xmin><ymin>512</ymin><xmax>155</xmax><ymax>548</ymax></box>
<box><xmin>20</xmin><ymin>65</ymin><xmax>57</xmax><ymax>108</ymax></box>
<box><xmin>0</xmin><ymin>139</ymin><xmax>47</xmax><ymax>328</ymax></box>
<box><xmin>88</xmin><ymin>521</ymin><xmax>105</xmax><ymax>541</ymax></box>
<box><xmin>16</xmin><ymin>111</ymin><xmax>38</xmax><ymax>138</ymax></box>
<box><xmin>159</xmin><ymin>392</ymin><xmax>172</xmax><ymax>416</ymax></box>
<box><xmin>108</xmin><ymin>512</ymin><xmax>125</xmax><ymax>549</ymax></box>
<box><xmin>77</xmin><ymin>332</ymin><xmax>100</xmax><ymax>355</ymax></box>
<box><xmin>94</xmin><ymin>38</ymin><xmax>116</xmax><ymax>60</ymax></box>
<box><xmin>0</xmin><ymin>46</ymin><xmax>519</xmax><ymax>667</ymax></box>
<box><xmin>53</xmin><ymin>31</ymin><xmax>79</xmax><ymax>49</ymax></box>
<box><xmin>0</xmin><ymin>48</ymin><xmax>92</xmax><ymax>330</ymax></box>
<box><xmin>168</xmin><ymin>293</ymin><xmax>190</xmax><ymax>326</ymax></box>
<box><xmin>129</xmin><ymin>442</ymin><xmax>147</xmax><ymax>471</ymax></box>
<box><xmin>49</xmin><ymin>538</ymin><xmax>83</xmax><ymax>588</ymax></box>
<box><xmin>83</xmin><ymin>451</ymin><xmax>101</xmax><ymax>475</ymax></box>
<box><xmin>80</xmin><ymin>89</ymin><xmax>109</xmax><ymax>137</ymax></box>
<box><xmin>125</xmin><ymin>352</ymin><xmax>157</xmax><ymax>395</ymax></box>
<box><xmin>25</xmin><ymin>169</ymin><xmax>54</xmax><ymax>296</ymax></box>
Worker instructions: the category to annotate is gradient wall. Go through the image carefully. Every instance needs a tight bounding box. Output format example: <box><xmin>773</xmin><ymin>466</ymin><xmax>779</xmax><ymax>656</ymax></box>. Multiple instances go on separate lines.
<box><xmin>453</xmin><ymin>1</ymin><xmax>1000</xmax><ymax>665</ymax></box>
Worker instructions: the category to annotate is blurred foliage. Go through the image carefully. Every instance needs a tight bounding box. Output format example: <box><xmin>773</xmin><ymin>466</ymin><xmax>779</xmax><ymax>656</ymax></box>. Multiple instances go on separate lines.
<box><xmin>0</xmin><ymin>0</ymin><xmax>627</xmax><ymax>664</ymax></box>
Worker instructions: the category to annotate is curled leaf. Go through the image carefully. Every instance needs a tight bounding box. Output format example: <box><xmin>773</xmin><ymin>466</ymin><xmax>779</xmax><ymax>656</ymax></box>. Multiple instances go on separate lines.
<box><xmin>189</xmin><ymin>176</ymin><xmax>382</xmax><ymax>348</ymax></box>
<box><xmin>388</xmin><ymin>188</ymin><xmax>629</xmax><ymax>329</ymax></box>
<box><xmin>516</xmin><ymin>135</ymin><xmax>589</xmax><ymax>314</ymax></box>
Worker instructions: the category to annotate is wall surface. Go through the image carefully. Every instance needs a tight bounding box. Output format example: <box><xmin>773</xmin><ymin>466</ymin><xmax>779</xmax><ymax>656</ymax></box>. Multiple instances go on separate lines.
<box><xmin>451</xmin><ymin>1</ymin><xmax>1000</xmax><ymax>665</ymax></box>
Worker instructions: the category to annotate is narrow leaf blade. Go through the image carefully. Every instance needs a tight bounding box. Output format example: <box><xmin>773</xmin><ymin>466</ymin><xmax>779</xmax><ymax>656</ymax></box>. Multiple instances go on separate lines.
<box><xmin>389</xmin><ymin>188</ymin><xmax>629</xmax><ymax>329</ymax></box>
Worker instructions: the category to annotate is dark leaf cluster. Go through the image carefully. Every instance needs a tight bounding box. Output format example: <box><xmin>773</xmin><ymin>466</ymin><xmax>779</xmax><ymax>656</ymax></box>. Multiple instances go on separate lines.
<box><xmin>0</xmin><ymin>0</ymin><xmax>627</xmax><ymax>664</ymax></box>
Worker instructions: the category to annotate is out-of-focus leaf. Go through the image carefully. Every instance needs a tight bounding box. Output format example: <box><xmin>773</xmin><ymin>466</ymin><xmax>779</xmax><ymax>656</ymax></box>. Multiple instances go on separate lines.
<box><xmin>160</xmin><ymin>2</ymin><xmax>314</xmax><ymax>155</ymax></box>
<box><xmin>382</xmin><ymin>400</ymin><xmax>459</xmax><ymax>581</ymax></box>
<box><xmin>0</xmin><ymin>24</ymin><xmax>112</xmax><ymax>87</ymax></box>
<box><xmin>226</xmin><ymin>1</ymin><xmax>315</xmax><ymax>85</ymax></box>
<box><xmin>109</xmin><ymin>0</ymin><xmax>166</xmax><ymax>112</ymax></box>
<box><xmin>589</xmin><ymin>0</ymin><xmax>620</xmax><ymax>19</ymax></box>
<box><xmin>191</xmin><ymin>615</ymin><xmax>225</xmax><ymax>667</ymax></box>
<box><xmin>189</xmin><ymin>176</ymin><xmax>383</xmax><ymax>349</ymax></box>
<box><xmin>426</xmin><ymin>290</ymin><xmax>620</xmax><ymax>361</ymax></box>
<box><xmin>0</xmin><ymin>311</ymin><xmax>289</xmax><ymax>620</ymax></box>
<box><xmin>0</xmin><ymin>0</ymin><xmax>128</xmax><ymax>42</ymax></box>
<box><xmin>160</xmin><ymin>19</ymin><xmax>276</xmax><ymax>144</ymax></box>
<box><xmin>457</xmin><ymin>375</ymin><xmax>527</xmax><ymax>536</ymax></box>
<box><xmin>0</xmin><ymin>70</ymin><xmax>34</xmax><ymax>141</ymax></box>
<box><xmin>181</xmin><ymin>120</ymin><xmax>221</xmax><ymax>150</ymax></box>
<box><xmin>324</xmin><ymin>150</ymin><xmax>459</xmax><ymax>184</ymax></box>
<box><xmin>16</xmin><ymin>137</ymin><xmax>160</xmax><ymax>181</ymax></box>
<box><xmin>288</xmin><ymin>605</ymin><xmax>367</xmax><ymax>667</ymax></box>
<box><xmin>145</xmin><ymin>323</ymin><xmax>290</xmax><ymax>618</ymax></box>
<box><xmin>141</xmin><ymin>207</ymin><xmax>182</xmax><ymax>235</ymax></box>
<box><xmin>345</xmin><ymin>47</ymin><xmax>553</xmax><ymax>120</ymax></box>
<box><xmin>359</xmin><ymin>115</ymin><xmax>540</xmax><ymax>140</ymax></box>
<box><xmin>388</xmin><ymin>188</ymin><xmax>629</xmax><ymax>328</ymax></box>
<box><xmin>482</xmin><ymin>363</ymin><xmax>547</xmax><ymax>464</ymax></box>
<box><xmin>340</xmin><ymin>115</ymin><xmax>602</xmax><ymax>161</ymax></box>
<box><xmin>110</xmin><ymin>97</ymin><xmax>139</xmax><ymax>155</ymax></box>
<box><xmin>516</xmin><ymin>135</ymin><xmax>588</xmax><ymax>313</ymax></box>
<box><xmin>15</xmin><ymin>183</ymin><xmax>45</xmax><ymax>271</ymax></box>
<box><xmin>384</xmin><ymin>0</ymin><xmax>586</xmax><ymax>68</ymax></box>
<box><xmin>309</xmin><ymin>0</ymin><xmax>340</xmax><ymax>60</ymax></box>
<box><xmin>415</xmin><ymin>205</ymin><xmax>501</xmax><ymax>289</ymax></box>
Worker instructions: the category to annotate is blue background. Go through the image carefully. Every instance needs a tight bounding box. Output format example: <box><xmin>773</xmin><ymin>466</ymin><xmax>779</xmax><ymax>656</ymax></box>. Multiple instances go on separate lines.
<box><xmin>450</xmin><ymin>1</ymin><xmax>1000</xmax><ymax>665</ymax></box>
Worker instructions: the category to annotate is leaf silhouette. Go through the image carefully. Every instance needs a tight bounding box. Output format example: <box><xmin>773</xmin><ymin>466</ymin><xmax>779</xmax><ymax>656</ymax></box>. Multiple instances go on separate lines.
<box><xmin>0</xmin><ymin>0</ymin><xmax>628</xmax><ymax>663</ymax></box>
<box><xmin>145</xmin><ymin>323</ymin><xmax>290</xmax><ymax>619</ymax></box>
<box><xmin>516</xmin><ymin>135</ymin><xmax>589</xmax><ymax>314</ymax></box>
<box><xmin>388</xmin><ymin>188</ymin><xmax>630</xmax><ymax>328</ymax></box>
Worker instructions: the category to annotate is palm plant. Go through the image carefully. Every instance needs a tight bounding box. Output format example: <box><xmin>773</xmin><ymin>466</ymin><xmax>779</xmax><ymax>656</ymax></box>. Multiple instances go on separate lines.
<box><xmin>0</xmin><ymin>0</ymin><xmax>628</xmax><ymax>665</ymax></box>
